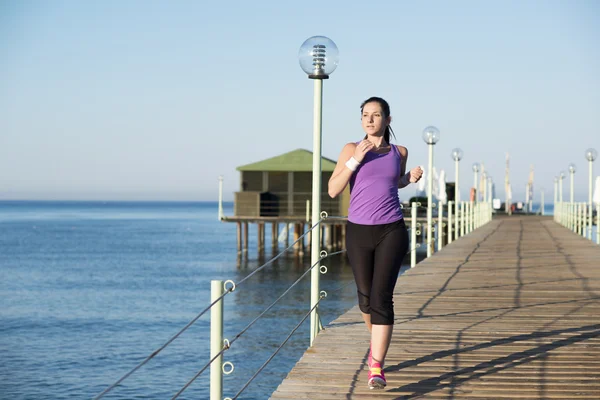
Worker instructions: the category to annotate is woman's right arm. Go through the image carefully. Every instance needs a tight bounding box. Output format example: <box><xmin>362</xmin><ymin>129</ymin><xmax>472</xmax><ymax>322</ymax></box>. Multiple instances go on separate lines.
<box><xmin>328</xmin><ymin>143</ymin><xmax>356</xmax><ymax>198</ymax></box>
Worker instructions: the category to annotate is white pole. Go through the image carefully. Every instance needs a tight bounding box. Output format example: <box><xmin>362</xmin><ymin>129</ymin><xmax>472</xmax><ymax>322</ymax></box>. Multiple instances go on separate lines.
<box><xmin>310</xmin><ymin>78</ymin><xmax>323</xmax><ymax>346</ymax></box>
<box><xmin>589</xmin><ymin>160</ymin><xmax>593</xmax><ymax>239</ymax></box>
<box><xmin>411</xmin><ymin>202</ymin><xmax>417</xmax><ymax>268</ymax></box>
<box><xmin>461</xmin><ymin>202</ymin><xmax>466</xmax><ymax>236</ymax></box>
<box><xmin>541</xmin><ymin>190</ymin><xmax>545</xmax><ymax>216</ymax></box>
<box><xmin>473</xmin><ymin>170</ymin><xmax>479</xmax><ymax>204</ymax></box>
<box><xmin>570</xmin><ymin>170</ymin><xmax>575</xmax><ymax>204</ymax></box>
<box><xmin>455</xmin><ymin>160</ymin><xmax>460</xmax><ymax>241</ymax></box>
<box><xmin>583</xmin><ymin>202</ymin><xmax>587</xmax><ymax>237</ymax></box>
<box><xmin>210</xmin><ymin>280</ymin><xmax>224</xmax><ymax>400</ymax></box>
<box><xmin>438</xmin><ymin>202</ymin><xmax>443</xmax><ymax>251</ymax></box>
<box><xmin>427</xmin><ymin>143</ymin><xmax>434</xmax><ymax>257</ymax></box>
<box><xmin>467</xmin><ymin>202</ymin><xmax>471</xmax><ymax>234</ymax></box>
<box><xmin>218</xmin><ymin>176</ymin><xmax>224</xmax><ymax>220</ymax></box>
<box><xmin>448</xmin><ymin>201</ymin><xmax>453</xmax><ymax>244</ymax></box>
<box><xmin>306</xmin><ymin>199</ymin><xmax>310</xmax><ymax>222</ymax></box>
<box><xmin>580</xmin><ymin>203</ymin><xmax>584</xmax><ymax>235</ymax></box>
<box><xmin>597</xmin><ymin>203</ymin><xmax>600</xmax><ymax>245</ymax></box>
<box><xmin>559</xmin><ymin>176</ymin><xmax>564</xmax><ymax>202</ymax></box>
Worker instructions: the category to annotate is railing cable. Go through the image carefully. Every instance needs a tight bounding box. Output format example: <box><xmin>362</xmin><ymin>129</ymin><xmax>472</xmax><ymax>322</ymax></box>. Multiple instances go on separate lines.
<box><xmin>225</xmin><ymin>295</ymin><xmax>326</xmax><ymax>400</ymax></box>
<box><xmin>95</xmin><ymin>217</ymin><xmax>329</xmax><ymax>399</ymax></box>
<box><xmin>171</xmin><ymin>250</ymin><xmax>346</xmax><ymax>398</ymax></box>
<box><xmin>235</xmin><ymin>216</ymin><xmax>326</xmax><ymax>287</ymax></box>
<box><xmin>93</xmin><ymin>288</ymin><xmax>233</xmax><ymax>399</ymax></box>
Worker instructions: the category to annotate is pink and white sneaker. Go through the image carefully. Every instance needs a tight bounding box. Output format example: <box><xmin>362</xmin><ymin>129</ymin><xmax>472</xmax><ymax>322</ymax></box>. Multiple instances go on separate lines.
<box><xmin>368</xmin><ymin>362</ymin><xmax>386</xmax><ymax>390</ymax></box>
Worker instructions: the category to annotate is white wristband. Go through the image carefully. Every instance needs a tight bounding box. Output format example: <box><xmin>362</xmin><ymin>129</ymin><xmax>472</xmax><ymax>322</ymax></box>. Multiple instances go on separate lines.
<box><xmin>400</xmin><ymin>173</ymin><xmax>410</xmax><ymax>185</ymax></box>
<box><xmin>345</xmin><ymin>157</ymin><xmax>361</xmax><ymax>172</ymax></box>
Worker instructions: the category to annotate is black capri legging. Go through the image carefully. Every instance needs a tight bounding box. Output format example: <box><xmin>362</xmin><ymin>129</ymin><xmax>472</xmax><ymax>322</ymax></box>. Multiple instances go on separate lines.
<box><xmin>345</xmin><ymin>219</ymin><xmax>409</xmax><ymax>325</ymax></box>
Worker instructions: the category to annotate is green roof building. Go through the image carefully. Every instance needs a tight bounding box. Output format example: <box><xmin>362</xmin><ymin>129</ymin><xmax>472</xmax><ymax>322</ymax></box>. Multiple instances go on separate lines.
<box><xmin>234</xmin><ymin>149</ymin><xmax>349</xmax><ymax>218</ymax></box>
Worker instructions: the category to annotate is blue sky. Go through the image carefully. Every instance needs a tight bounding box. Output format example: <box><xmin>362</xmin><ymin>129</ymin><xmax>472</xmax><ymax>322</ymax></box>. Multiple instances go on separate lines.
<box><xmin>1</xmin><ymin>0</ymin><xmax>599</xmax><ymax>201</ymax></box>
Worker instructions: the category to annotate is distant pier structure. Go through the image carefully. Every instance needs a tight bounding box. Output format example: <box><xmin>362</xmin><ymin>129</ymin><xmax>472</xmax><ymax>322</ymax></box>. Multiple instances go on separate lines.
<box><xmin>221</xmin><ymin>149</ymin><xmax>350</xmax><ymax>256</ymax></box>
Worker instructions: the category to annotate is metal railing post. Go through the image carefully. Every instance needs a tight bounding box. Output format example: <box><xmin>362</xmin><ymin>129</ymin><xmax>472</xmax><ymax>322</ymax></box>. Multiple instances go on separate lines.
<box><xmin>589</xmin><ymin>204</ymin><xmax>593</xmax><ymax>240</ymax></box>
<box><xmin>411</xmin><ymin>202</ymin><xmax>417</xmax><ymax>268</ymax></box>
<box><xmin>448</xmin><ymin>201</ymin><xmax>453</xmax><ymax>244</ymax></box>
<box><xmin>597</xmin><ymin>203</ymin><xmax>600</xmax><ymax>245</ymax></box>
<box><xmin>461</xmin><ymin>202</ymin><xmax>466</xmax><ymax>237</ymax></box>
<box><xmin>583</xmin><ymin>203</ymin><xmax>587</xmax><ymax>238</ymax></box>
<box><xmin>210</xmin><ymin>280</ymin><xmax>224</xmax><ymax>400</ymax></box>
<box><xmin>438</xmin><ymin>202</ymin><xmax>443</xmax><ymax>251</ymax></box>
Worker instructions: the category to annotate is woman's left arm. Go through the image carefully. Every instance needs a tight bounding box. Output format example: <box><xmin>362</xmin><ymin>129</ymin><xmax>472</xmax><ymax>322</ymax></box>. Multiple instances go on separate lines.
<box><xmin>397</xmin><ymin>145</ymin><xmax>410</xmax><ymax>189</ymax></box>
<box><xmin>397</xmin><ymin>145</ymin><xmax>423</xmax><ymax>189</ymax></box>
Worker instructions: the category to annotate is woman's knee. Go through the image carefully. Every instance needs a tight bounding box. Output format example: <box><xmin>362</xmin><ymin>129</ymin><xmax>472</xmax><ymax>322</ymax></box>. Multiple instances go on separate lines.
<box><xmin>370</xmin><ymin>294</ymin><xmax>395</xmax><ymax>325</ymax></box>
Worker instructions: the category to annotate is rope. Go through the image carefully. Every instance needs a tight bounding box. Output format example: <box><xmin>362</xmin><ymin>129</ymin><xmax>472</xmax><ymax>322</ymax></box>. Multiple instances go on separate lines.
<box><xmin>93</xmin><ymin>288</ymin><xmax>233</xmax><ymax>399</ymax></box>
<box><xmin>235</xmin><ymin>217</ymin><xmax>326</xmax><ymax>287</ymax></box>
<box><xmin>170</xmin><ymin>342</ymin><xmax>231</xmax><ymax>399</ymax></box>
<box><xmin>228</xmin><ymin>295</ymin><xmax>326</xmax><ymax>400</ymax></box>
<box><xmin>171</xmin><ymin>250</ymin><xmax>346</xmax><ymax>398</ymax></box>
<box><xmin>96</xmin><ymin>217</ymin><xmax>336</xmax><ymax>399</ymax></box>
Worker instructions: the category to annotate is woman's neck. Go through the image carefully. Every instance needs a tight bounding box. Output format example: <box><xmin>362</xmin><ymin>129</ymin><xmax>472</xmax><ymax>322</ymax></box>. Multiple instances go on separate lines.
<box><xmin>368</xmin><ymin>136</ymin><xmax>387</xmax><ymax>149</ymax></box>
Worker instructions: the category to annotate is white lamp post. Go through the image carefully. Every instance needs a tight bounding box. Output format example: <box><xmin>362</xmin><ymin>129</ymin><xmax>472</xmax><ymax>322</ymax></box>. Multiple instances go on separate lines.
<box><xmin>218</xmin><ymin>175</ymin><xmax>224</xmax><ymax>220</ymax></box>
<box><xmin>559</xmin><ymin>171</ymin><xmax>565</xmax><ymax>202</ymax></box>
<box><xmin>423</xmin><ymin>126</ymin><xmax>440</xmax><ymax>257</ymax></box>
<box><xmin>299</xmin><ymin>35</ymin><xmax>339</xmax><ymax>346</ymax></box>
<box><xmin>482</xmin><ymin>172</ymin><xmax>488</xmax><ymax>203</ymax></box>
<box><xmin>569</xmin><ymin>163</ymin><xmax>577</xmax><ymax>204</ymax></box>
<box><xmin>568</xmin><ymin>163</ymin><xmax>576</xmax><ymax>231</ymax></box>
<box><xmin>472</xmin><ymin>163</ymin><xmax>480</xmax><ymax>203</ymax></box>
<box><xmin>585</xmin><ymin>148</ymin><xmax>597</xmax><ymax>239</ymax></box>
<box><xmin>540</xmin><ymin>187</ymin><xmax>545</xmax><ymax>216</ymax></box>
<box><xmin>553</xmin><ymin>177</ymin><xmax>558</xmax><ymax>206</ymax></box>
<box><xmin>451</xmin><ymin>148</ymin><xmax>463</xmax><ymax>241</ymax></box>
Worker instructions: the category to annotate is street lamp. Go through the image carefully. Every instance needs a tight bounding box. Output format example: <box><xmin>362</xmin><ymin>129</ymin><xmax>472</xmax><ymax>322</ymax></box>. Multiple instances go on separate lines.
<box><xmin>553</xmin><ymin>177</ymin><xmax>558</xmax><ymax>206</ymax></box>
<box><xmin>568</xmin><ymin>163</ymin><xmax>576</xmax><ymax>203</ymax></box>
<box><xmin>585</xmin><ymin>148</ymin><xmax>597</xmax><ymax>239</ymax></box>
<box><xmin>451</xmin><ymin>148</ymin><xmax>463</xmax><ymax>241</ymax></box>
<box><xmin>559</xmin><ymin>171</ymin><xmax>565</xmax><ymax>202</ymax></box>
<box><xmin>423</xmin><ymin>126</ymin><xmax>440</xmax><ymax>257</ymax></box>
<box><xmin>298</xmin><ymin>35</ymin><xmax>339</xmax><ymax>346</ymax></box>
<box><xmin>482</xmin><ymin>171</ymin><xmax>488</xmax><ymax>202</ymax></box>
<box><xmin>218</xmin><ymin>175</ymin><xmax>224</xmax><ymax>220</ymax></box>
<box><xmin>472</xmin><ymin>163</ymin><xmax>480</xmax><ymax>203</ymax></box>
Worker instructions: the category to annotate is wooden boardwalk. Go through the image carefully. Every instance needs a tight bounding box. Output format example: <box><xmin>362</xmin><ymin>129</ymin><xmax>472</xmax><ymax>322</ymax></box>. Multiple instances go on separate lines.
<box><xmin>271</xmin><ymin>216</ymin><xmax>600</xmax><ymax>399</ymax></box>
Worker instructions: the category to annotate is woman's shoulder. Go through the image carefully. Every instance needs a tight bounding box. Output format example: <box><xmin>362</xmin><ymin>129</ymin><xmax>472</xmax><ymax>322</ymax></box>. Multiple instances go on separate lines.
<box><xmin>342</xmin><ymin>142</ymin><xmax>358</xmax><ymax>151</ymax></box>
<box><xmin>395</xmin><ymin>145</ymin><xmax>408</xmax><ymax>157</ymax></box>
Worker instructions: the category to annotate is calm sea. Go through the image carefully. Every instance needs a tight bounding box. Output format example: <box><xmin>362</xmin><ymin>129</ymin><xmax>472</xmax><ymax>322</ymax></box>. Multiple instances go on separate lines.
<box><xmin>0</xmin><ymin>201</ymin><xmax>361</xmax><ymax>400</ymax></box>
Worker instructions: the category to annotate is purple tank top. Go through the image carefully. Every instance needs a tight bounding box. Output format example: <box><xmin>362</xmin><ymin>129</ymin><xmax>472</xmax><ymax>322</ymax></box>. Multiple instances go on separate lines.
<box><xmin>348</xmin><ymin>144</ymin><xmax>403</xmax><ymax>225</ymax></box>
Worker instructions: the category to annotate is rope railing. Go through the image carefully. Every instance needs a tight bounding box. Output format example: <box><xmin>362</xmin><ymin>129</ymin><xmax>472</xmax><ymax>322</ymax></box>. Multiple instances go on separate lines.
<box><xmin>224</xmin><ymin>294</ymin><xmax>327</xmax><ymax>400</ymax></box>
<box><xmin>225</xmin><ymin>278</ymin><xmax>357</xmax><ymax>400</ymax></box>
<box><xmin>171</xmin><ymin>249</ymin><xmax>347</xmax><ymax>399</ymax></box>
<box><xmin>94</xmin><ymin>215</ymin><xmax>331</xmax><ymax>399</ymax></box>
<box><xmin>92</xmin><ymin>287</ymin><xmax>234</xmax><ymax>400</ymax></box>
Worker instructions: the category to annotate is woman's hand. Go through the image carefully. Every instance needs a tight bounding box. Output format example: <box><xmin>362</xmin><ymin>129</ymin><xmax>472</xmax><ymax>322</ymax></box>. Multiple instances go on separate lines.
<box><xmin>409</xmin><ymin>166</ymin><xmax>423</xmax><ymax>183</ymax></box>
<box><xmin>353</xmin><ymin>140</ymin><xmax>374</xmax><ymax>163</ymax></box>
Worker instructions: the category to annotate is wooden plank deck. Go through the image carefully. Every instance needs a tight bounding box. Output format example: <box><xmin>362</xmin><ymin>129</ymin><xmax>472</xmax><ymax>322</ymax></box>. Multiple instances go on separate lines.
<box><xmin>271</xmin><ymin>216</ymin><xmax>600</xmax><ymax>399</ymax></box>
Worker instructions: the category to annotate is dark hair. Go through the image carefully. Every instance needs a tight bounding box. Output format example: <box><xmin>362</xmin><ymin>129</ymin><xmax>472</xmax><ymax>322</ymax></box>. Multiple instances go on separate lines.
<box><xmin>360</xmin><ymin>96</ymin><xmax>396</xmax><ymax>143</ymax></box>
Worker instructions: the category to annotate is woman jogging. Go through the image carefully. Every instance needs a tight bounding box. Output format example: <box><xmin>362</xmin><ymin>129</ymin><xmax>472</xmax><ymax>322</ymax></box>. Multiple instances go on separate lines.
<box><xmin>328</xmin><ymin>96</ymin><xmax>423</xmax><ymax>389</ymax></box>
